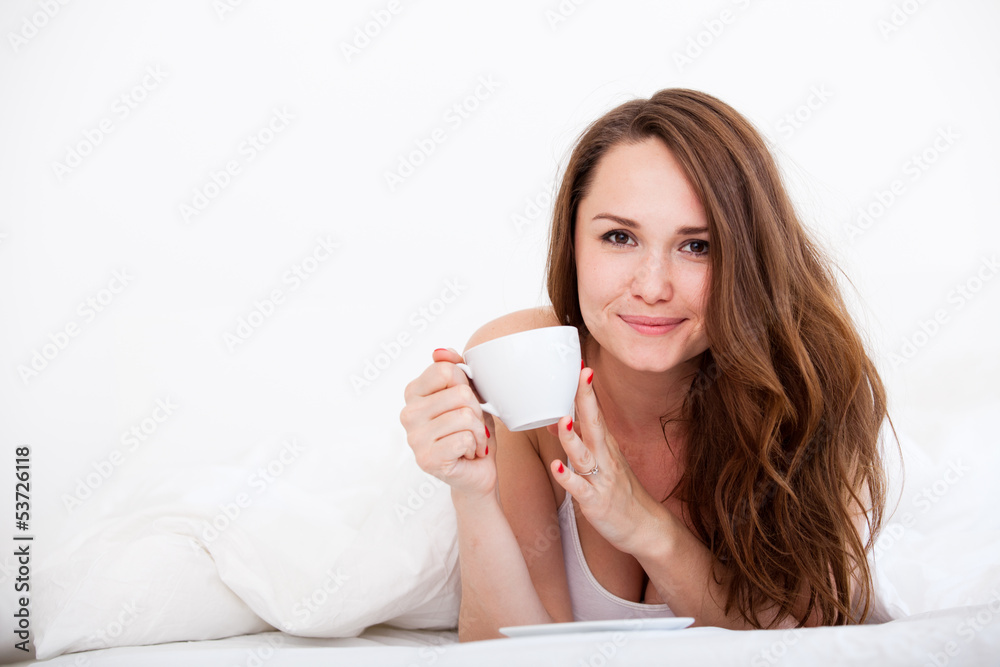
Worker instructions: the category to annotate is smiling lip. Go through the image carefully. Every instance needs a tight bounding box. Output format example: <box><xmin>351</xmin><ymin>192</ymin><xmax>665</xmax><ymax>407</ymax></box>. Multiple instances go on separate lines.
<box><xmin>619</xmin><ymin>315</ymin><xmax>685</xmax><ymax>335</ymax></box>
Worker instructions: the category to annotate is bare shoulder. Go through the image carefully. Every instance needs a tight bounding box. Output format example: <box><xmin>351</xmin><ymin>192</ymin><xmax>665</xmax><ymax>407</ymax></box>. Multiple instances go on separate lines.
<box><xmin>464</xmin><ymin>306</ymin><xmax>560</xmax><ymax>353</ymax></box>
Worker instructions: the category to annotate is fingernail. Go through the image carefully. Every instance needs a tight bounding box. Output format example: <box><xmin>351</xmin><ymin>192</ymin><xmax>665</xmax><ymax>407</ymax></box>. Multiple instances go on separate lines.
<box><xmin>557</xmin><ymin>461</ymin><xmax>565</xmax><ymax>474</ymax></box>
<box><xmin>586</xmin><ymin>370</ymin><xmax>594</xmax><ymax>385</ymax></box>
<box><xmin>485</xmin><ymin>425</ymin><xmax>490</xmax><ymax>439</ymax></box>
<box><xmin>566</xmin><ymin>418</ymin><xmax>573</xmax><ymax>432</ymax></box>
<box><xmin>434</xmin><ymin>348</ymin><xmax>446</xmax><ymax>353</ymax></box>
<box><xmin>485</xmin><ymin>445</ymin><xmax>489</xmax><ymax>456</ymax></box>
<box><xmin>581</xmin><ymin>359</ymin><xmax>585</xmax><ymax>369</ymax></box>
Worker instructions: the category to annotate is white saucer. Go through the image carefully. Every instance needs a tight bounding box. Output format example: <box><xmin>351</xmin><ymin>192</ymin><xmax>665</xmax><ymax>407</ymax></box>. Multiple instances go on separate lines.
<box><xmin>499</xmin><ymin>617</ymin><xmax>695</xmax><ymax>638</ymax></box>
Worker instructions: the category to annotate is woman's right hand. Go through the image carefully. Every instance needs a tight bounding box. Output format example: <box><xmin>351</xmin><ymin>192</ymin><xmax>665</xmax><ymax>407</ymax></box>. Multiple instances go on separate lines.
<box><xmin>400</xmin><ymin>347</ymin><xmax>496</xmax><ymax>499</ymax></box>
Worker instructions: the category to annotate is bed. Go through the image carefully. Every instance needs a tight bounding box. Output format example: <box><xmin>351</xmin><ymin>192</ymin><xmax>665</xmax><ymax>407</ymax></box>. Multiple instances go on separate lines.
<box><xmin>13</xmin><ymin>406</ymin><xmax>1000</xmax><ymax>666</ymax></box>
<box><xmin>11</xmin><ymin>611</ymin><xmax>1000</xmax><ymax>667</ymax></box>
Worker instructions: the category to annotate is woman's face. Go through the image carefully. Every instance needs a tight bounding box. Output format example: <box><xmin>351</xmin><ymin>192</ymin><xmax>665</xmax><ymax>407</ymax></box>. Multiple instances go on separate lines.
<box><xmin>574</xmin><ymin>137</ymin><xmax>711</xmax><ymax>374</ymax></box>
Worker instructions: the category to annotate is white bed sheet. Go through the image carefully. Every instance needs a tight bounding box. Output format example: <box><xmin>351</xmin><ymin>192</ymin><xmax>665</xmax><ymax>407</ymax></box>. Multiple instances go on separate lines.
<box><xmin>11</xmin><ymin>605</ymin><xmax>1000</xmax><ymax>667</ymax></box>
<box><xmin>20</xmin><ymin>409</ymin><xmax>1000</xmax><ymax>665</ymax></box>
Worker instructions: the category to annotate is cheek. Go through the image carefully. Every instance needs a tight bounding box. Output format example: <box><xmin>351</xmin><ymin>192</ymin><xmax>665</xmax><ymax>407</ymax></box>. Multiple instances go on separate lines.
<box><xmin>575</xmin><ymin>251</ymin><xmax>602</xmax><ymax>295</ymax></box>
<box><xmin>578</xmin><ymin>259</ymin><xmax>628</xmax><ymax>308</ymax></box>
<box><xmin>575</xmin><ymin>268</ymin><xmax>601</xmax><ymax>314</ymax></box>
<box><xmin>678</xmin><ymin>268</ymin><xmax>710</xmax><ymax>313</ymax></box>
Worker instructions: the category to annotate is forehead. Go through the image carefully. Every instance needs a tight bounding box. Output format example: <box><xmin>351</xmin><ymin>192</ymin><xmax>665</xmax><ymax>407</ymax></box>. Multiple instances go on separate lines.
<box><xmin>579</xmin><ymin>137</ymin><xmax>706</xmax><ymax>228</ymax></box>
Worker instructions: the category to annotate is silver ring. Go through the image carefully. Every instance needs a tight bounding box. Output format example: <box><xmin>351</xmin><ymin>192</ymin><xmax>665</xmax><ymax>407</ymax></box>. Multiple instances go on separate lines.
<box><xmin>578</xmin><ymin>464</ymin><xmax>599</xmax><ymax>476</ymax></box>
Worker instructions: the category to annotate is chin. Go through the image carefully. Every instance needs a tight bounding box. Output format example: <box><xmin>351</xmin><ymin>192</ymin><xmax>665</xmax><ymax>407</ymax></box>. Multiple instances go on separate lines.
<box><xmin>612</xmin><ymin>347</ymin><xmax>679</xmax><ymax>373</ymax></box>
<box><xmin>630</xmin><ymin>344</ymin><xmax>707</xmax><ymax>374</ymax></box>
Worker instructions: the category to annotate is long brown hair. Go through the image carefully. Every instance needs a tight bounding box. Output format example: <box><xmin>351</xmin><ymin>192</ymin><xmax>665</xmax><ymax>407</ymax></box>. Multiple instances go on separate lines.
<box><xmin>545</xmin><ymin>88</ymin><xmax>893</xmax><ymax>627</ymax></box>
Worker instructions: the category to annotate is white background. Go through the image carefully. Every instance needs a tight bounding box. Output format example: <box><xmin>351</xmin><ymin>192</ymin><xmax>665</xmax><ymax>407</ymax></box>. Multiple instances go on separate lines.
<box><xmin>1</xmin><ymin>0</ymin><xmax>998</xmax><ymax>662</ymax></box>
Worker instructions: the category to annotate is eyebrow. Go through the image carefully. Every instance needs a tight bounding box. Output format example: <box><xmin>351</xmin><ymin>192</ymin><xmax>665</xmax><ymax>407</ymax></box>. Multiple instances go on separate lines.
<box><xmin>591</xmin><ymin>212</ymin><xmax>709</xmax><ymax>236</ymax></box>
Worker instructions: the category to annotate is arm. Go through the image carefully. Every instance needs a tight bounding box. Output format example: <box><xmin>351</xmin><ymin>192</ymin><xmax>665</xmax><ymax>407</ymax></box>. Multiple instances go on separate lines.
<box><xmin>452</xmin><ymin>491</ymin><xmax>555</xmax><ymax>639</ymax></box>
<box><xmin>628</xmin><ymin>500</ymin><xmax>822</xmax><ymax>629</ymax></box>
<box><xmin>549</xmin><ymin>366</ymin><xmax>825</xmax><ymax>630</ymax></box>
<box><xmin>640</xmin><ymin>485</ymin><xmax>872</xmax><ymax>628</ymax></box>
<box><xmin>400</xmin><ymin>308</ymin><xmax>575</xmax><ymax>641</ymax></box>
<box><xmin>453</xmin><ymin>365</ymin><xmax>574</xmax><ymax>639</ymax></box>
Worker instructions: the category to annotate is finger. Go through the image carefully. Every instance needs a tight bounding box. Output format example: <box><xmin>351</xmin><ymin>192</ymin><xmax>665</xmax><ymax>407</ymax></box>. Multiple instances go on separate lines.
<box><xmin>550</xmin><ymin>456</ymin><xmax>597</xmax><ymax>503</ymax></box>
<box><xmin>432</xmin><ymin>347</ymin><xmax>464</xmax><ymax>364</ymax></box>
<box><xmin>405</xmin><ymin>356</ymin><xmax>474</xmax><ymax>407</ymax></box>
<box><xmin>428</xmin><ymin>383</ymin><xmax>485</xmax><ymax>423</ymax></box>
<box><xmin>434</xmin><ymin>429</ymin><xmax>480</xmax><ymax>464</ymax></box>
<box><xmin>555</xmin><ymin>414</ymin><xmax>600</xmax><ymax>477</ymax></box>
<box><xmin>483</xmin><ymin>413</ymin><xmax>495</xmax><ymax>460</ymax></box>
<box><xmin>575</xmin><ymin>366</ymin><xmax>617</xmax><ymax>458</ymax></box>
<box><xmin>403</xmin><ymin>354</ymin><xmax>468</xmax><ymax>403</ymax></box>
<box><xmin>401</xmin><ymin>382</ymin><xmax>483</xmax><ymax>437</ymax></box>
<box><xmin>426</xmin><ymin>404</ymin><xmax>488</xmax><ymax>458</ymax></box>
<box><xmin>431</xmin><ymin>349</ymin><xmax>489</xmax><ymax>404</ymax></box>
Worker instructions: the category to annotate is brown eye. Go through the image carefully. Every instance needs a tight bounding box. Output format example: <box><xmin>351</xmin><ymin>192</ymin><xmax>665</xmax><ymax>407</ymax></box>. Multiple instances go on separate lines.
<box><xmin>683</xmin><ymin>240</ymin><xmax>710</xmax><ymax>255</ymax></box>
<box><xmin>603</xmin><ymin>231</ymin><xmax>634</xmax><ymax>247</ymax></box>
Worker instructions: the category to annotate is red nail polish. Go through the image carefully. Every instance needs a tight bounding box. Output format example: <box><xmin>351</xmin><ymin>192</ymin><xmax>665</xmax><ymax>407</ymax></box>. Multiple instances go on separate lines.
<box><xmin>581</xmin><ymin>359</ymin><xmax>585</xmax><ymax>369</ymax></box>
<box><xmin>586</xmin><ymin>370</ymin><xmax>593</xmax><ymax>385</ymax></box>
<box><xmin>557</xmin><ymin>461</ymin><xmax>564</xmax><ymax>474</ymax></box>
<box><xmin>566</xmin><ymin>418</ymin><xmax>573</xmax><ymax>431</ymax></box>
<box><xmin>485</xmin><ymin>425</ymin><xmax>490</xmax><ymax>439</ymax></box>
<box><xmin>485</xmin><ymin>445</ymin><xmax>489</xmax><ymax>456</ymax></box>
<box><xmin>434</xmin><ymin>348</ymin><xmax>446</xmax><ymax>353</ymax></box>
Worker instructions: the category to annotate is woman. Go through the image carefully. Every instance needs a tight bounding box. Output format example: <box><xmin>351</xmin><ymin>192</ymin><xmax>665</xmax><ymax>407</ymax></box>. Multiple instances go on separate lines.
<box><xmin>399</xmin><ymin>88</ymin><xmax>893</xmax><ymax>639</ymax></box>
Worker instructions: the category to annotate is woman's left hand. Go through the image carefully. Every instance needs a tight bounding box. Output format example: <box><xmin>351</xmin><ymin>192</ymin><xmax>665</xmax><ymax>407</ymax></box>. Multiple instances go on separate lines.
<box><xmin>548</xmin><ymin>366</ymin><xmax>666</xmax><ymax>556</ymax></box>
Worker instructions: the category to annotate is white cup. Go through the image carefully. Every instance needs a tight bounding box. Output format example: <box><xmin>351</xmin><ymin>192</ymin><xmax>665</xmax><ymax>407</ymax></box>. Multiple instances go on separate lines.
<box><xmin>456</xmin><ymin>326</ymin><xmax>581</xmax><ymax>432</ymax></box>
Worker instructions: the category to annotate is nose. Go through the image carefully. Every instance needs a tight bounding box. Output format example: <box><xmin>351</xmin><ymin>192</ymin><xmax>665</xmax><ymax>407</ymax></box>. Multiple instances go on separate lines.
<box><xmin>630</xmin><ymin>252</ymin><xmax>673</xmax><ymax>303</ymax></box>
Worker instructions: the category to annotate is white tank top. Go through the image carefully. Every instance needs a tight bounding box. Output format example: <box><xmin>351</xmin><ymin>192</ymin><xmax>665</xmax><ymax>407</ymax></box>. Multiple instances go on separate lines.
<box><xmin>557</xmin><ymin>490</ymin><xmax>676</xmax><ymax>621</ymax></box>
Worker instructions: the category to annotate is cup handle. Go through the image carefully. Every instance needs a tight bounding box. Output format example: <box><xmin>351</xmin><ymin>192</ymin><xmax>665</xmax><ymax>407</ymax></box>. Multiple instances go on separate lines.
<box><xmin>455</xmin><ymin>363</ymin><xmax>499</xmax><ymax>418</ymax></box>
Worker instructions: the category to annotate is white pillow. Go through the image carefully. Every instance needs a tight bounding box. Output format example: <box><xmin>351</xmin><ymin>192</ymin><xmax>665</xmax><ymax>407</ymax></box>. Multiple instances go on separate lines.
<box><xmin>872</xmin><ymin>408</ymin><xmax>1000</xmax><ymax>615</ymax></box>
<box><xmin>33</xmin><ymin>509</ymin><xmax>273</xmax><ymax>660</ymax></box>
<box><xmin>210</xmin><ymin>457</ymin><xmax>460</xmax><ymax>637</ymax></box>
<box><xmin>33</xmin><ymin>442</ymin><xmax>460</xmax><ymax>660</ymax></box>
